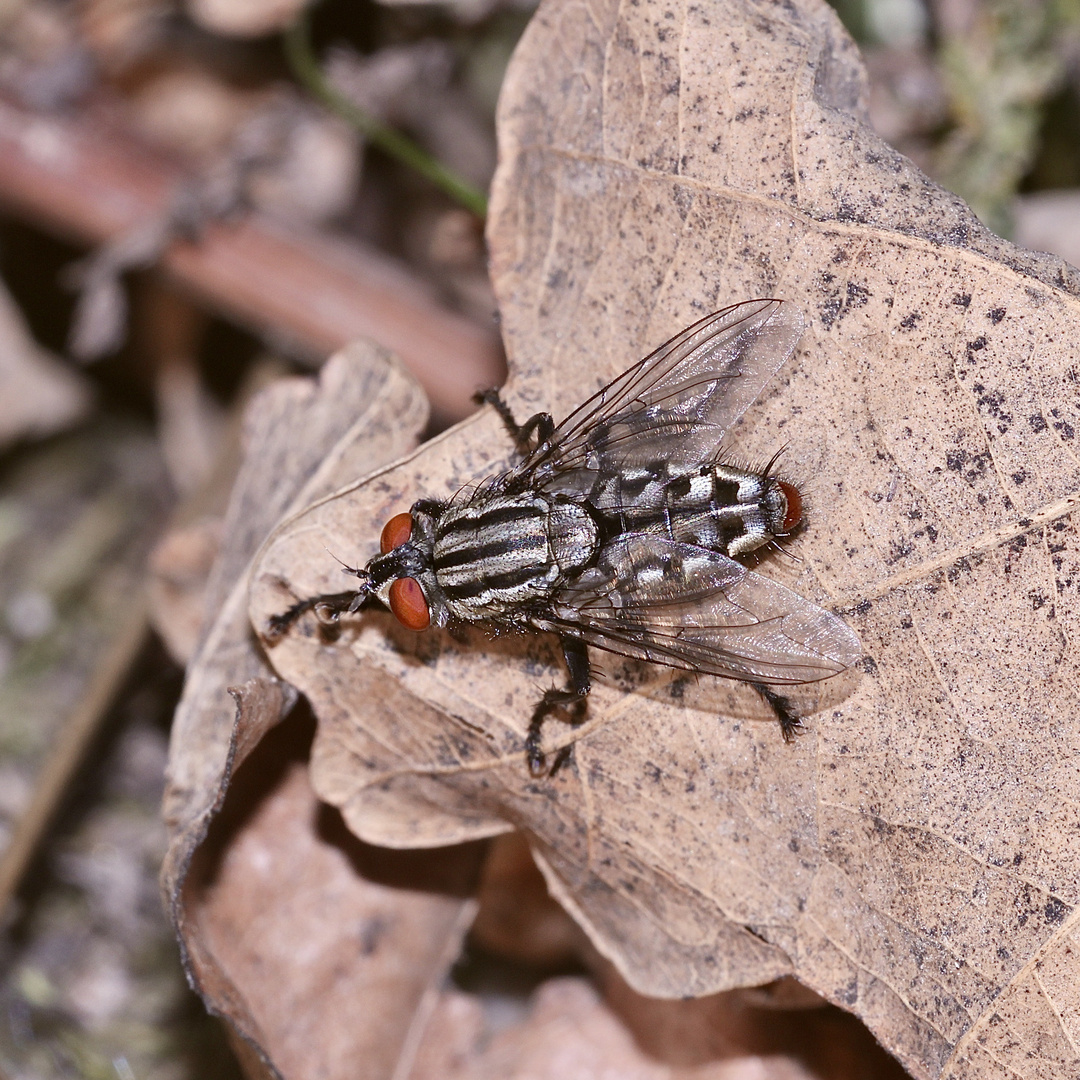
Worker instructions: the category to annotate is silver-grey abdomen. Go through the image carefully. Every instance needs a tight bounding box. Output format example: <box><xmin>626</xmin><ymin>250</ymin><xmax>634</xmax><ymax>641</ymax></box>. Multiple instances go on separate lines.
<box><xmin>592</xmin><ymin>462</ymin><xmax>790</xmax><ymax>558</ymax></box>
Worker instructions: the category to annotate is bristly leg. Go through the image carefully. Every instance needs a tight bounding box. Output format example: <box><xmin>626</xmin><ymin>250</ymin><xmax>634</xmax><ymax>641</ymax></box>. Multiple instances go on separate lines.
<box><xmin>475</xmin><ymin>388</ymin><xmax>555</xmax><ymax>455</ymax></box>
<box><xmin>525</xmin><ymin>636</ymin><xmax>592</xmax><ymax>776</ymax></box>
<box><xmin>751</xmin><ymin>682</ymin><xmax>806</xmax><ymax>742</ymax></box>
<box><xmin>266</xmin><ymin>590</ymin><xmax>364</xmax><ymax>641</ymax></box>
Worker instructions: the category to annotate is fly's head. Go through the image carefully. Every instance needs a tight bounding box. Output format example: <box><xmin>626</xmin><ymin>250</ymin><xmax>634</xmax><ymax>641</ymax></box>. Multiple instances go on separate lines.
<box><xmin>364</xmin><ymin>504</ymin><xmax>447</xmax><ymax>631</ymax></box>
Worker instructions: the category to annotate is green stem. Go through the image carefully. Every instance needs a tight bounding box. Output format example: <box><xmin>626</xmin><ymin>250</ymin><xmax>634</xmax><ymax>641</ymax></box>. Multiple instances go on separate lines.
<box><xmin>283</xmin><ymin>11</ymin><xmax>489</xmax><ymax>219</ymax></box>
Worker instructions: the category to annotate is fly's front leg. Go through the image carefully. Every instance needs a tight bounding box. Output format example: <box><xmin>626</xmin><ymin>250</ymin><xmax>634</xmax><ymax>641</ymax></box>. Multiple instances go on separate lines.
<box><xmin>266</xmin><ymin>590</ymin><xmax>364</xmax><ymax>641</ymax></box>
<box><xmin>751</xmin><ymin>682</ymin><xmax>805</xmax><ymax>743</ymax></box>
<box><xmin>475</xmin><ymin>388</ymin><xmax>555</xmax><ymax>455</ymax></box>
<box><xmin>526</xmin><ymin>637</ymin><xmax>591</xmax><ymax>776</ymax></box>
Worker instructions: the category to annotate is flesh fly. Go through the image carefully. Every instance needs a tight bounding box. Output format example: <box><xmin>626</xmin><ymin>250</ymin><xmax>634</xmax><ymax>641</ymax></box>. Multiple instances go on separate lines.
<box><xmin>267</xmin><ymin>299</ymin><xmax>862</xmax><ymax>774</ymax></box>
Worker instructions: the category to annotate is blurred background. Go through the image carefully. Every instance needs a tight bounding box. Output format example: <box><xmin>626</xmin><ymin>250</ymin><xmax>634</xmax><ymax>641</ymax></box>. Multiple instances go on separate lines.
<box><xmin>0</xmin><ymin>0</ymin><xmax>1076</xmax><ymax>1076</ymax></box>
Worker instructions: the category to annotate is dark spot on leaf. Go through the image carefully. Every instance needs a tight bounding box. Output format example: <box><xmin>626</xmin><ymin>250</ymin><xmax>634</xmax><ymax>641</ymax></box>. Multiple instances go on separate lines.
<box><xmin>1045</xmin><ymin>897</ymin><xmax>1069</xmax><ymax>925</ymax></box>
<box><xmin>872</xmin><ymin>816</ymin><xmax>894</xmax><ymax>837</ymax></box>
<box><xmin>886</xmin><ymin>539</ymin><xmax>915</xmax><ymax>564</ymax></box>
<box><xmin>359</xmin><ymin>916</ymin><xmax>388</xmax><ymax>956</ymax></box>
<box><xmin>846</xmin><ymin>282</ymin><xmax>870</xmax><ymax>307</ymax></box>
<box><xmin>818</xmin><ymin>297</ymin><xmax>842</xmax><ymax>330</ymax></box>
<box><xmin>945</xmin><ymin>449</ymin><xmax>967</xmax><ymax>473</ymax></box>
<box><xmin>947</xmin><ymin>558</ymin><xmax>971</xmax><ymax>583</ymax></box>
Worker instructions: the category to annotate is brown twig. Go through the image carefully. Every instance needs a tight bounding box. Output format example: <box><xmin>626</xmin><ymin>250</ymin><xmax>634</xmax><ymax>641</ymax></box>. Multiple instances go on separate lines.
<box><xmin>0</xmin><ymin>93</ymin><xmax>504</xmax><ymax>422</ymax></box>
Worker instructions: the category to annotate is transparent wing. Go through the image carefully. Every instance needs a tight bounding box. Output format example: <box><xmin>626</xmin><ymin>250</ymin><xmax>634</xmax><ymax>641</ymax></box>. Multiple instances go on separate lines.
<box><xmin>536</xmin><ymin>535</ymin><xmax>862</xmax><ymax>685</ymax></box>
<box><xmin>518</xmin><ymin>299</ymin><xmax>804</xmax><ymax>489</ymax></box>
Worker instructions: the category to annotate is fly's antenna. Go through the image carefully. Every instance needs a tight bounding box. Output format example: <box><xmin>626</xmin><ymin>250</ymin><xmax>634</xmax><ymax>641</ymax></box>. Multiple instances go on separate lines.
<box><xmin>324</xmin><ymin>547</ymin><xmax>355</xmax><ymax>572</ymax></box>
<box><xmin>324</xmin><ymin>548</ymin><xmax>371</xmax><ymax>586</ymax></box>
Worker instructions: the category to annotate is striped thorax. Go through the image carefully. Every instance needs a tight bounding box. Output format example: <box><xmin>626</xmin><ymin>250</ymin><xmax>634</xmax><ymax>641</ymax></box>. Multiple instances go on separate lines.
<box><xmin>431</xmin><ymin>493</ymin><xmax>599</xmax><ymax>621</ymax></box>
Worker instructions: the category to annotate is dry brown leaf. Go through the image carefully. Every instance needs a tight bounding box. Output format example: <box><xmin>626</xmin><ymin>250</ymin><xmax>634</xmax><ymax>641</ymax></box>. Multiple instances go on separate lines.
<box><xmin>163</xmin><ymin>341</ymin><xmax>494</xmax><ymax>1077</ymax></box>
<box><xmin>148</xmin><ymin>517</ymin><xmax>224</xmax><ymax>666</ymax></box>
<box><xmin>470</xmin><ymin>831</ymin><xmax>588</xmax><ymax>969</ymax></box>
<box><xmin>250</xmin><ymin>0</ymin><xmax>1080</xmax><ymax>1077</ymax></box>
<box><xmin>411</xmin><ymin>977</ymin><xmax>824</xmax><ymax>1080</ymax></box>
<box><xmin>181</xmin><ymin>694</ymin><xmax>482</xmax><ymax>1080</ymax></box>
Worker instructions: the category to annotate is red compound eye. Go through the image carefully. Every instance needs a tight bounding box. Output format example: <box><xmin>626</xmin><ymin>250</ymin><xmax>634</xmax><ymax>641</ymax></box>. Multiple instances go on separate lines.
<box><xmin>389</xmin><ymin>577</ymin><xmax>430</xmax><ymax>630</ymax></box>
<box><xmin>778</xmin><ymin>482</ymin><xmax>803</xmax><ymax>533</ymax></box>
<box><xmin>380</xmin><ymin>512</ymin><xmax>413</xmax><ymax>553</ymax></box>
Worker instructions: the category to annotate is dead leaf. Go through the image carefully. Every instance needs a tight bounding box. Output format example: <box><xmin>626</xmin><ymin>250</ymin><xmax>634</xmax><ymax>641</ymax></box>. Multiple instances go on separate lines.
<box><xmin>407</xmin><ymin>962</ymin><xmax>909</xmax><ymax>1079</ymax></box>
<box><xmin>410</xmin><ymin>977</ymin><xmax>823</xmax><ymax>1080</ymax></box>
<box><xmin>188</xmin><ymin>0</ymin><xmax>304</xmax><ymax>39</ymax></box>
<box><xmin>470</xmin><ymin>831</ymin><xmax>587</xmax><ymax>970</ymax></box>
<box><xmin>250</xmin><ymin>0</ymin><xmax>1080</xmax><ymax>1077</ymax></box>
<box><xmin>181</xmin><ymin>695</ymin><xmax>482</xmax><ymax>1080</ymax></box>
<box><xmin>162</xmin><ymin>341</ymin><xmax>495</xmax><ymax>1078</ymax></box>
<box><xmin>148</xmin><ymin>516</ymin><xmax>223</xmax><ymax>666</ymax></box>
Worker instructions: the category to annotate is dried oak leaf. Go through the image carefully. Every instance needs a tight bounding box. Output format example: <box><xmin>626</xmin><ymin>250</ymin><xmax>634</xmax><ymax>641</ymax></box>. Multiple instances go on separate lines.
<box><xmin>250</xmin><ymin>0</ymin><xmax>1080</xmax><ymax>1077</ymax></box>
<box><xmin>410</xmin><ymin>977</ymin><xmax>823</xmax><ymax>1080</ymax></box>
<box><xmin>163</xmin><ymin>343</ymin><xmax>485</xmax><ymax>1078</ymax></box>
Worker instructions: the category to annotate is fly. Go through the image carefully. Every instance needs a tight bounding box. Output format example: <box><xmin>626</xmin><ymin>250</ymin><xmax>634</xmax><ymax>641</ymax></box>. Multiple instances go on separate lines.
<box><xmin>266</xmin><ymin>299</ymin><xmax>862</xmax><ymax>775</ymax></box>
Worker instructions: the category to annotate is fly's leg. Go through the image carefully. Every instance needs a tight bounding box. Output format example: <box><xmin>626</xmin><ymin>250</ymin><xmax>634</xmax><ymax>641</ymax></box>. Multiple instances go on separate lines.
<box><xmin>266</xmin><ymin>590</ymin><xmax>365</xmax><ymax>642</ymax></box>
<box><xmin>475</xmin><ymin>388</ymin><xmax>555</xmax><ymax>455</ymax></box>
<box><xmin>526</xmin><ymin>637</ymin><xmax>591</xmax><ymax>777</ymax></box>
<box><xmin>751</xmin><ymin>682</ymin><xmax>805</xmax><ymax>743</ymax></box>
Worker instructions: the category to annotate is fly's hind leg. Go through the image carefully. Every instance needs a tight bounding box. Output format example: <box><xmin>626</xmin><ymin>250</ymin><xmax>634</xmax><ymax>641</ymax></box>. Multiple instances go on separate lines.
<box><xmin>475</xmin><ymin>388</ymin><xmax>555</xmax><ymax>455</ymax></box>
<box><xmin>751</xmin><ymin>682</ymin><xmax>805</xmax><ymax>743</ymax></box>
<box><xmin>526</xmin><ymin>637</ymin><xmax>591</xmax><ymax>777</ymax></box>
